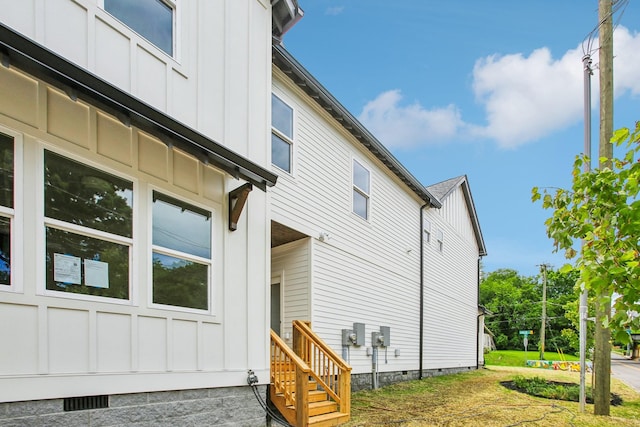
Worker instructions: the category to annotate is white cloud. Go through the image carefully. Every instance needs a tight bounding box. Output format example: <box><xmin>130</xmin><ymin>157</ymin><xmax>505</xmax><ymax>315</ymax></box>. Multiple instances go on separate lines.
<box><xmin>357</xmin><ymin>26</ymin><xmax>640</xmax><ymax>150</ymax></box>
<box><xmin>471</xmin><ymin>46</ymin><xmax>583</xmax><ymax>148</ymax></box>
<box><xmin>358</xmin><ymin>90</ymin><xmax>466</xmax><ymax>149</ymax></box>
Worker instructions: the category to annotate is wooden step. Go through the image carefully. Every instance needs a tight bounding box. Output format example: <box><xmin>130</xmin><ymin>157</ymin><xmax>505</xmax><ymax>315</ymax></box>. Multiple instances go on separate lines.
<box><xmin>308</xmin><ymin>390</ymin><xmax>328</xmax><ymax>402</ymax></box>
<box><xmin>309</xmin><ymin>400</ymin><xmax>338</xmax><ymax>417</ymax></box>
<box><xmin>278</xmin><ymin>379</ymin><xmax>319</xmax><ymax>392</ymax></box>
<box><xmin>308</xmin><ymin>412</ymin><xmax>350</xmax><ymax>426</ymax></box>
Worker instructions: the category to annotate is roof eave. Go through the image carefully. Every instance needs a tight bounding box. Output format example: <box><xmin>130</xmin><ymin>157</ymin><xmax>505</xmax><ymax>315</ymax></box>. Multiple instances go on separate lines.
<box><xmin>0</xmin><ymin>23</ymin><xmax>277</xmax><ymax>191</ymax></box>
<box><xmin>272</xmin><ymin>44</ymin><xmax>440</xmax><ymax>208</ymax></box>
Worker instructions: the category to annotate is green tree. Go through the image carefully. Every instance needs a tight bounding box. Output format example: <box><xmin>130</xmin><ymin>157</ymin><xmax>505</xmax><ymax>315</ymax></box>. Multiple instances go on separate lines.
<box><xmin>481</xmin><ymin>268</ymin><xmax>582</xmax><ymax>355</ymax></box>
<box><xmin>533</xmin><ymin>122</ymin><xmax>640</xmax><ymax>415</ymax></box>
<box><xmin>532</xmin><ymin>122</ymin><xmax>640</xmax><ymax>343</ymax></box>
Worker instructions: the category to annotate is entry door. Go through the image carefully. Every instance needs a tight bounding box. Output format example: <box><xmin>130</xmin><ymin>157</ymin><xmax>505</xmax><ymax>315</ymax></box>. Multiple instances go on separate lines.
<box><xmin>271</xmin><ymin>283</ymin><xmax>281</xmax><ymax>336</ymax></box>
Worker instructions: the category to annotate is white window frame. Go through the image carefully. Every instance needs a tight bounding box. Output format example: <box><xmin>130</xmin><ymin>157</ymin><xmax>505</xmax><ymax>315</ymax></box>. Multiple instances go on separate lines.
<box><xmin>37</xmin><ymin>146</ymin><xmax>136</xmax><ymax>306</ymax></box>
<box><xmin>423</xmin><ymin>219</ymin><xmax>432</xmax><ymax>244</ymax></box>
<box><xmin>0</xmin><ymin>126</ymin><xmax>23</xmax><ymax>293</ymax></box>
<box><xmin>271</xmin><ymin>93</ymin><xmax>294</xmax><ymax>174</ymax></box>
<box><xmin>148</xmin><ymin>187</ymin><xmax>214</xmax><ymax>315</ymax></box>
<box><xmin>352</xmin><ymin>158</ymin><xmax>371</xmax><ymax>220</ymax></box>
<box><xmin>100</xmin><ymin>0</ymin><xmax>179</xmax><ymax>60</ymax></box>
<box><xmin>436</xmin><ymin>229</ymin><xmax>444</xmax><ymax>253</ymax></box>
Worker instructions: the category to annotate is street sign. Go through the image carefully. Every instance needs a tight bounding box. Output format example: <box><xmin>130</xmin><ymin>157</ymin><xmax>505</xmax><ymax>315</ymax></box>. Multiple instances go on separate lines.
<box><xmin>519</xmin><ymin>330</ymin><xmax>534</xmax><ymax>335</ymax></box>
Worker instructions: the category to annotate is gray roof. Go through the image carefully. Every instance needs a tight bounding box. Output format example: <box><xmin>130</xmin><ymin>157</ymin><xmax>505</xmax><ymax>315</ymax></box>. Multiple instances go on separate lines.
<box><xmin>272</xmin><ymin>44</ymin><xmax>441</xmax><ymax>208</ymax></box>
<box><xmin>427</xmin><ymin>175</ymin><xmax>487</xmax><ymax>257</ymax></box>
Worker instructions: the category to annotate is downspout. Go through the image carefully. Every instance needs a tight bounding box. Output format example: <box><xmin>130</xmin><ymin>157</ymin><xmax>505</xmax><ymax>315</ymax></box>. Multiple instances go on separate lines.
<box><xmin>419</xmin><ymin>203</ymin><xmax>428</xmax><ymax>380</ymax></box>
<box><xmin>476</xmin><ymin>257</ymin><xmax>481</xmax><ymax>370</ymax></box>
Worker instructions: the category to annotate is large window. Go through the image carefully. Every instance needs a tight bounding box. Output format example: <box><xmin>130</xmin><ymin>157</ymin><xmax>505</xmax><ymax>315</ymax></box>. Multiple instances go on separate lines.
<box><xmin>352</xmin><ymin>159</ymin><xmax>370</xmax><ymax>220</ymax></box>
<box><xmin>104</xmin><ymin>0</ymin><xmax>174</xmax><ymax>56</ymax></box>
<box><xmin>0</xmin><ymin>133</ymin><xmax>13</xmax><ymax>286</ymax></box>
<box><xmin>44</xmin><ymin>151</ymin><xmax>133</xmax><ymax>299</ymax></box>
<box><xmin>271</xmin><ymin>94</ymin><xmax>293</xmax><ymax>173</ymax></box>
<box><xmin>152</xmin><ymin>191</ymin><xmax>211</xmax><ymax>311</ymax></box>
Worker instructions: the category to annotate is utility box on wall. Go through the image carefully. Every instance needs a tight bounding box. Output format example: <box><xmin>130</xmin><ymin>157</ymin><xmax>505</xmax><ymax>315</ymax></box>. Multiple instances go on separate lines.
<box><xmin>380</xmin><ymin>326</ymin><xmax>390</xmax><ymax>347</ymax></box>
<box><xmin>353</xmin><ymin>322</ymin><xmax>365</xmax><ymax>346</ymax></box>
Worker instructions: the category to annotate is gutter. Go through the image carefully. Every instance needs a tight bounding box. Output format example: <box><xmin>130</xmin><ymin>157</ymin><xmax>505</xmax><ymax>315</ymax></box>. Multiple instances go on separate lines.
<box><xmin>0</xmin><ymin>22</ymin><xmax>277</xmax><ymax>191</ymax></box>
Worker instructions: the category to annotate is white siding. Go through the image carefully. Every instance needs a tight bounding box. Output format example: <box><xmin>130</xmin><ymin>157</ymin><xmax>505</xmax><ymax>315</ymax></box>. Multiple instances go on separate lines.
<box><xmin>271</xmin><ymin>239</ymin><xmax>311</xmax><ymax>346</ymax></box>
<box><xmin>312</xmin><ymin>240</ymin><xmax>421</xmax><ymax>374</ymax></box>
<box><xmin>271</xmin><ymin>71</ymin><xmax>426</xmax><ymax>375</ymax></box>
<box><xmin>0</xmin><ymin>60</ymin><xmax>271</xmax><ymax>401</ymax></box>
<box><xmin>0</xmin><ymin>0</ymin><xmax>271</xmax><ymax>160</ymax></box>
<box><xmin>271</xmin><ymin>67</ymin><xmax>484</xmax><ymax>375</ymax></box>
<box><xmin>422</xmin><ymin>187</ymin><xmax>480</xmax><ymax>369</ymax></box>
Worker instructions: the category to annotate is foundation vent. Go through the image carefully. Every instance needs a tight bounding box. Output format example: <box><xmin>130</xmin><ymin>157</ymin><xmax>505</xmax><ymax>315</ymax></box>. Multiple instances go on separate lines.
<box><xmin>63</xmin><ymin>395</ymin><xmax>109</xmax><ymax>411</ymax></box>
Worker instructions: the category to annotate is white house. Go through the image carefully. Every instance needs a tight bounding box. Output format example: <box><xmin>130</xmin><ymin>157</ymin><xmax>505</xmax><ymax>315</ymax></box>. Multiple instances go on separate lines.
<box><xmin>0</xmin><ymin>1</ymin><xmax>301</xmax><ymax>425</ymax></box>
<box><xmin>0</xmin><ymin>1</ymin><xmax>486</xmax><ymax>425</ymax></box>
<box><xmin>269</xmin><ymin>45</ymin><xmax>487</xmax><ymax>392</ymax></box>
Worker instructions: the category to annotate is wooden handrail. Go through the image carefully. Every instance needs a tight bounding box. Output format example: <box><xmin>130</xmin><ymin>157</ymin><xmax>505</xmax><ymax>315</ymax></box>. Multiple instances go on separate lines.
<box><xmin>271</xmin><ymin>330</ymin><xmax>311</xmax><ymax>372</ymax></box>
<box><xmin>293</xmin><ymin>320</ymin><xmax>352</xmax><ymax>415</ymax></box>
<box><xmin>270</xmin><ymin>322</ymin><xmax>351</xmax><ymax>426</ymax></box>
<box><xmin>271</xmin><ymin>329</ymin><xmax>311</xmax><ymax>417</ymax></box>
<box><xmin>293</xmin><ymin>320</ymin><xmax>351</xmax><ymax>370</ymax></box>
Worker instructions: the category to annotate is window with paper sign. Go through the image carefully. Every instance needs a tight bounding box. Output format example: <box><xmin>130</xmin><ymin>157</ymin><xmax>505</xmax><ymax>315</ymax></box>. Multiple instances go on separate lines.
<box><xmin>44</xmin><ymin>150</ymin><xmax>132</xmax><ymax>300</ymax></box>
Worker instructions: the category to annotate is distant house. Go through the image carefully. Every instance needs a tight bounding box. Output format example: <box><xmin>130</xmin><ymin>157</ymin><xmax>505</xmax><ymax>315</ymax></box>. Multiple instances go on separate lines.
<box><xmin>270</xmin><ymin>45</ymin><xmax>487</xmax><ymax>392</ymax></box>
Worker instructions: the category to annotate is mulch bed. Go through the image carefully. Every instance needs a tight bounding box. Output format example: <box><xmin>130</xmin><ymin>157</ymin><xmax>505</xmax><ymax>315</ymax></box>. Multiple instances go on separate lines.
<box><xmin>500</xmin><ymin>380</ymin><xmax>623</xmax><ymax>406</ymax></box>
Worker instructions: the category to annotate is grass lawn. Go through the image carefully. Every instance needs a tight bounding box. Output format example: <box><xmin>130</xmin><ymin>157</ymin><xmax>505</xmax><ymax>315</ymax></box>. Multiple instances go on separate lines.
<box><xmin>484</xmin><ymin>350</ymin><xmax>580</xmax><ymax>367</ymax></box>
<box><xmin>344</xmin><ymin>366</ymin><xmax>640</xmax><ymax>426</ymax></box>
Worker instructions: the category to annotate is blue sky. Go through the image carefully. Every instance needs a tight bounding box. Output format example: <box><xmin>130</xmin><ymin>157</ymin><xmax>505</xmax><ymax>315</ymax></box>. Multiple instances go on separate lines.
<box><xmin>281</xmin><ymin>1</ymin><xmax>640</xmax><ymax>277</ymax></box>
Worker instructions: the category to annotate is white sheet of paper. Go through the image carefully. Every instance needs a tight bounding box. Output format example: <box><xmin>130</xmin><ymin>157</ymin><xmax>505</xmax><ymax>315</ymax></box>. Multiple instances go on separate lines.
<box><xmin>84</xmin><ymin>259</ymin><xmax>109</xmax><ymax>289</ymax></box>
<box><xmin>53</xmin><ymin>253</ymin><xmax>81</xmax><ymax>284</ymax></box>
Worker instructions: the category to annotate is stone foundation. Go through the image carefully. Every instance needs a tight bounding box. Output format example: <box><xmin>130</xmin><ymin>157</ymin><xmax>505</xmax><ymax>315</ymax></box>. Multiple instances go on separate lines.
<box><xmin>351</xmin><ymin>366</ymin><xmax>477</xmax><ymax>392</ymax></box>
<box><xmin>0</xmin><ymin>386</ymin><xmax>267</xmax><ymax>427</ymax></box>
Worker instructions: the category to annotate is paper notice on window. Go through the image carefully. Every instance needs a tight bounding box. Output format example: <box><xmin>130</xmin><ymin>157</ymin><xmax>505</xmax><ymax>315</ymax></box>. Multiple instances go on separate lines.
<box><xmin>84</xmin><ymin>259</ymin><xmax>109</xmax><ymax>289</ymax></box>
<box><xmin>53</xmin><ymin>253</ymin><xmax>81</xmax><ymax>284</ymax></box>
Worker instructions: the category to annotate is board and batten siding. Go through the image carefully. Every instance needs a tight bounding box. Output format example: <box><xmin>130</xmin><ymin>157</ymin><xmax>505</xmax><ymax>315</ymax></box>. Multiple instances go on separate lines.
<box><xmin>0</xmin><ymin>0</ymin><xmax>272</xmax><ymax>162</ymax></box>
<box><xmin>422</xmin><ymin>186</ymin><xmax>480</xmax><ymax>369</ymax></box>
<box><xmin>271</xmin><ymin>71</ymin><xmax>426</xmax><ymax>375</ymax></box>
<box><xmin>0</xmin><ymin>64</ymin><xmax>270</xmax><ymax>402</ymax></box>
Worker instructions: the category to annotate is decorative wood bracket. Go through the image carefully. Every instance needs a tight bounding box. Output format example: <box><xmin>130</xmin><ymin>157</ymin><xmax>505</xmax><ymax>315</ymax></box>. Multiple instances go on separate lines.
<box><xmin>228</xmin><ymin>183</ymin><xmax>253</xmax><ymax>231</ymax></box>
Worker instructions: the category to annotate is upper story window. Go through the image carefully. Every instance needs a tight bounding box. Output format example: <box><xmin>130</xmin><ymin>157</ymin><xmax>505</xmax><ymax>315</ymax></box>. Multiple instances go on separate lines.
<box><xmin>271</xmin><ymin>94</ymin><xmax>293</xmax><ymax>173</ymax></box>
<box><xmin>104</xmin><ymin>0</ymin><xmax>174</xmax><ymax>56</ymax></box>
<box><xmin>152</xmin><ymin>191</ymin><xmax>211</xmax><ymax>311</ymax></box>
<box><xmin>44</xmin><ymin>151</ymin><xmax>133</xmax><ymax>300</ymax></box>
<box><xmin>352</xmin><ymin>159</ymin><xmax>370</xmax><ymax>220</ymax></box>
<box><xmin>0</xmin><ymin>133</ymin><xmax>14</xmax><ymax>286</ymax></box>
<box><xmin>436</xmin><ymin>229</ymin><xmax>444</xmax><ymax>253</ymax></box>
<box><xmin>423</xmin><ymin>219</ymin><xmax>432</xmax><ymax>244</ymax></box>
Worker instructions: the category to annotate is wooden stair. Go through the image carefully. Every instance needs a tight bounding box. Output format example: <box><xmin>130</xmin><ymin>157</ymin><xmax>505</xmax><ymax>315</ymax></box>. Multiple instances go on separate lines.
<box><xmin>270</xmin><ymin>322</ymin><xmax>351</xmax><ymax>427</ymax></box>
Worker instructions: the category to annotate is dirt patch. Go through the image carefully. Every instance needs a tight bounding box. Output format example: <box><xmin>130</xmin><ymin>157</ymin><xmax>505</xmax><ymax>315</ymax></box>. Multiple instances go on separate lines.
<box><xmin>501</xmin><ymin>380</ymin><xmax>624</xmax><ymax>406</ymax></box>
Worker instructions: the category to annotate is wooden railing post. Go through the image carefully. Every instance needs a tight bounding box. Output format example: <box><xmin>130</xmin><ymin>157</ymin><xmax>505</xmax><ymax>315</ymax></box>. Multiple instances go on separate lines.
<box><xmin>295</xmin><ymin>365</ymin><xmax>309</xmax><ymax>427</ymax></box>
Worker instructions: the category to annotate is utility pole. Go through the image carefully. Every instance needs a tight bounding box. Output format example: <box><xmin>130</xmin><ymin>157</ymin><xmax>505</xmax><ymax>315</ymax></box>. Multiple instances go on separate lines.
<box><xmin>594</xmin><ymin>0</ymin><xmax>614</xmax><ymax>416</ymax></box>
<box><xmin>539</xmin><ymin>264</ymin><xmax>548</xmax><ymax>361</ymax></box>
<box><xmin>579</xmin><ymin>52</ymin><xmax>592</xmax><ymax>414</ymax></box>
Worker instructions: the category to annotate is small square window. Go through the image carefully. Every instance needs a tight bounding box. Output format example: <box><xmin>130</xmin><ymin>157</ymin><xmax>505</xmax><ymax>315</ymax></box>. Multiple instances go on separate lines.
<box><xmin>424</xmin><ymin>219</ymin><xmax>431</xmax><ymax>244</ymax></box>
<box><xmin>436</xmin><ymin>229</ymin><xmax>444</xmax><ymax>252</ymax></box>
<box><xmin>104</xmin><ymin>0</ymin><xmax>174</xmax><ymax>56</ymax></box>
